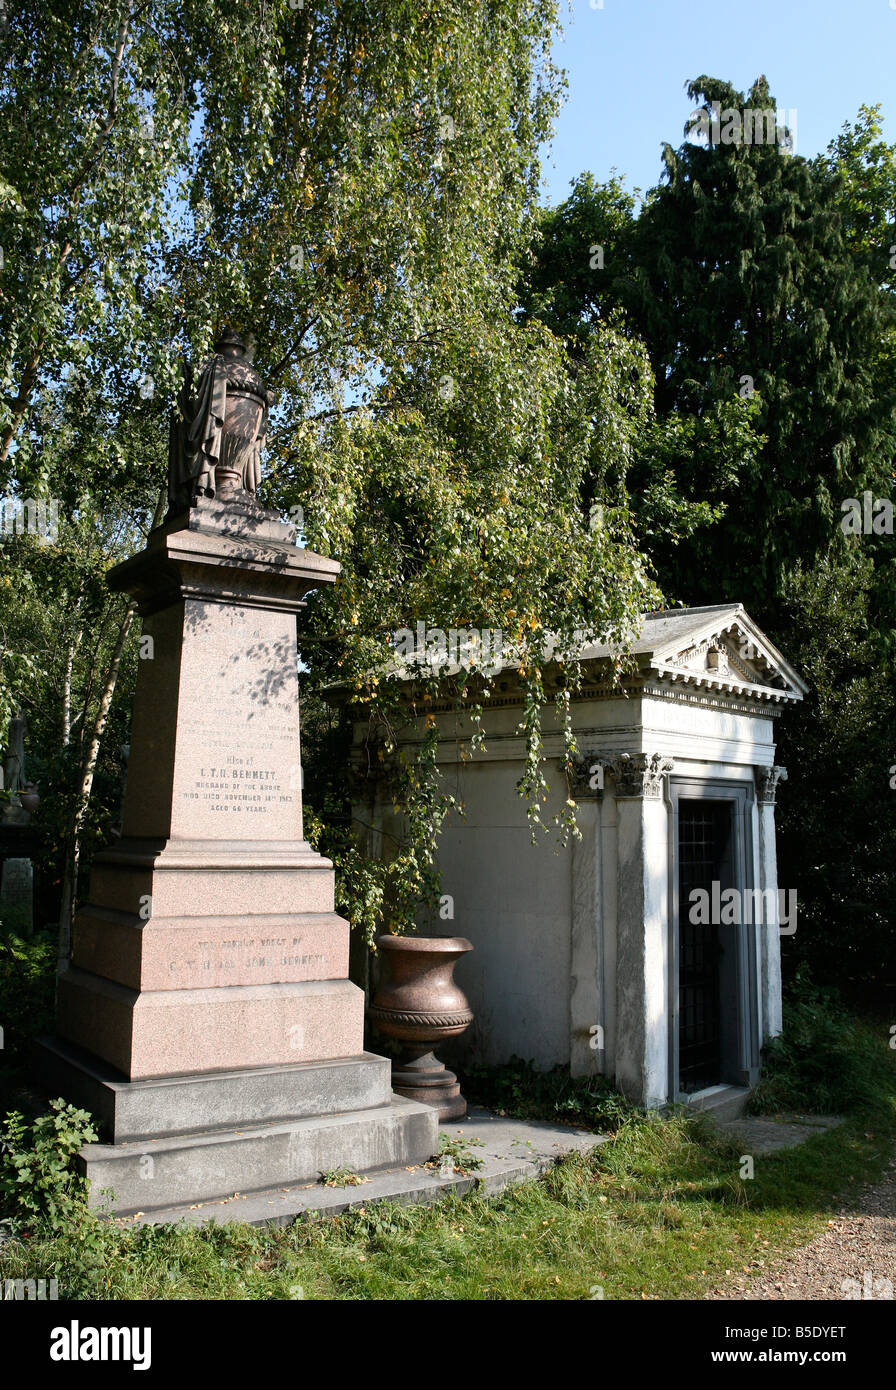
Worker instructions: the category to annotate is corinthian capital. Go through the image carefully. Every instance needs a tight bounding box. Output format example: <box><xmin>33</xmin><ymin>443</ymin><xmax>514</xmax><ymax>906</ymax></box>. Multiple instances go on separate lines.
<box><xmin>566</xmin><ymin>752</ymin><xmax>608</xmax><ymax>799</ymax></box>
<box><xmin>755</xmin><ymin>764</ymin><xmax>788</xmax><ymax>804</ymax></box>
<box><xmin>610</xmin><ymin>752</ymin><xmax>674</xmax><ymax>799</ymax></box>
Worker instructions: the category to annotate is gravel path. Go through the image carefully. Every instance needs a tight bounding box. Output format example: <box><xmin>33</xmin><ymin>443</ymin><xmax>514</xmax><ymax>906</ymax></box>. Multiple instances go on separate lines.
<box><xmin>708</xmin><ymin>1153</ymin><xmax>896</xmax><ymax>1301</ymax></box>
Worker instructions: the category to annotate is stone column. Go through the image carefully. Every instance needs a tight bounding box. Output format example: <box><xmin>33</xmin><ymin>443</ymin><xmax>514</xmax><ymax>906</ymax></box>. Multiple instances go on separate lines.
<box><xmin>755</xmin><ymin>765</ymin><xmax>787</xmax><ymax>1040</ymax></box>
<box><xmin>568</xmin><ymin>757</ymin><xmax>604</xmax><ymax>1077</ymax></box>
<box><xmin>610</xmin><ymin>754</ymin><xmax>673</xmax><ymax>1107</ymax></box>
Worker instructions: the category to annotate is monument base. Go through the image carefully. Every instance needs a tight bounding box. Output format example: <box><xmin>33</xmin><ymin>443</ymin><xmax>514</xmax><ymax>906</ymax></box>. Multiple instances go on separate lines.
<box><xmin>34</xmin><ymin>1037</ymin><xmax>439</xmax><ymax>1217</ymax></box>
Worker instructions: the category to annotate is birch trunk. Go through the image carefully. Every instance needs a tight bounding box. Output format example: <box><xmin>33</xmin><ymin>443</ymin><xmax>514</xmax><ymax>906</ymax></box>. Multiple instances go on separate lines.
<box><xmin>56</xmin><ymin>600</ymin><xmax>135</xmax><ymax>974</ymax></box>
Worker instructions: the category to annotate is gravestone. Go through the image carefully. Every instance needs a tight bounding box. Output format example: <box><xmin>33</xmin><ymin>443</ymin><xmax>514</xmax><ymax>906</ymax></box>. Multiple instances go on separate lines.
<box><xmin>1</xmin><ymin>715</ymin><xmax>37</xmax><ymax>932</ymax></box>
<box><xmin>35</xmin><ymin>330</ymin><xmax>437</xmax><ymax>1215</ymax></box>
<box><xmin>0</xmin><ymin>858</ymin><xmax>33</xmax><ymax>914</ymax></box>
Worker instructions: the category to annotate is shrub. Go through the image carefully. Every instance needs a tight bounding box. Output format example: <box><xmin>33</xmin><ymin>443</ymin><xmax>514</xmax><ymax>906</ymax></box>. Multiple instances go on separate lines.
<box><xmin>749</xmin><ymin>964</ymin><xmax>896</xmax><ymax>1115</ymax></box>
<box><xmin>0</xmin><ymin>925</ymin><xmax>56</xmax><ymax>1074</ymax></box>
<box><xmin>0</xmin><ymin>1098</ymin><xmax>97</xmax><ymax>1232</ymax></box>
<box><xmin>461</xmin><ymin>1057</ymin><xmax>639</xmax><ymax>1132</ymax></box>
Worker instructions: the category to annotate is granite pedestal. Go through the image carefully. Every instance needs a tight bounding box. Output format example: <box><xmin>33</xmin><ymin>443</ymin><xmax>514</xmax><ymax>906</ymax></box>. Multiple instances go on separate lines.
<box><xmin>38</xmin><ymin>497</ymin><xmax>437</xmax><ymax>1215</ymax></box>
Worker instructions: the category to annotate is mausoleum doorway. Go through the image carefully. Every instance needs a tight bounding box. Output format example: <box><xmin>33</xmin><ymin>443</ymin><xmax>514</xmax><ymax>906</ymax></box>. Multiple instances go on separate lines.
<box><xmin>669</xmin><ymin>779</ymin><xmax>760</xmax><ymax>1104</ymax></box>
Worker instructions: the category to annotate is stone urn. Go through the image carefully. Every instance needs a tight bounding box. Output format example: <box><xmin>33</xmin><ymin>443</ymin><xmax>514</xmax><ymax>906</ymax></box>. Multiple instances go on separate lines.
<box><xmin>369</xmin><ymin>935</ymin><xmax>473</xmax><ymax>1121</ymax></box>
<box><xmin>19</xmin><ymin>783</ymin><xmax>40</xmax><ymax>815</ymax></box>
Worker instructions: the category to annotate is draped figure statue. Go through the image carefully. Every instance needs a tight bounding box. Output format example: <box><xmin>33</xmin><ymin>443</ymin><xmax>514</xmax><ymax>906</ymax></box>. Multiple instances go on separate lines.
<box><xmin>167</xmin><ymin>327</ymin><xmax>272</xmax><ymax>515</ymax></box>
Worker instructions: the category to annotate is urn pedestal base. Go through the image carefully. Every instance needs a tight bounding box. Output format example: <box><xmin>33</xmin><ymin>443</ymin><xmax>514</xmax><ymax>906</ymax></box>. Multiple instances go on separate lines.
<box><xmin>391</xmin><ymin>1049</ymin><xmax>466</xmax><ymax>1122</ymax></box>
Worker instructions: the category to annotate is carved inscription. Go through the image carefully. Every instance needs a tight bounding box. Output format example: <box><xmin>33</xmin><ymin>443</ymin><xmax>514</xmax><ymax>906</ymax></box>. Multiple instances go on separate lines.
<box><xmin>184</xmin><ymin>754</ymin><xmax>285</xmax><ymax>814</ymax></box>
<box><xmin>172</xmin><ymin>605</ymin><xmax>302</xmax><ymax>838</ymax></box>
<box><xmin>166</xmin><ymin>936</ymin><xmax>329</xmax><ymax>978</ymax></box>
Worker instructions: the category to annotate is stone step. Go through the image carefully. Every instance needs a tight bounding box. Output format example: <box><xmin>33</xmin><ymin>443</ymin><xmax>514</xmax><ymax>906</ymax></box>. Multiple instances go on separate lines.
<box><xmin>122</xmin><ymin>1107</ymin><xmax>612</xmax><ymax>1227</ymax></box>
<box><xmin>81</xmin><ymin>1097</ymin><xmax>439</xmax><ymax>1215</ymax></box>
<box><xmin>33</xmin><ymin>1037</ymin><xmax>392</xmax><ymax>1142</ymax></box>
<box><xmin>127</xmin><ymin>1155</ymin><xmax>545</xmax><ymax>1228</ymax></box>
<box><xmin>686</xmin><ymin>1084</ymin><xmax>751</xmax><ymax>1124</ymax></box>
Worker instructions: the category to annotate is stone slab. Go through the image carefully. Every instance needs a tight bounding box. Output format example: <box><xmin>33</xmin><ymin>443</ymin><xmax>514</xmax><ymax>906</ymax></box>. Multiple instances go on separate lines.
<box><xmin>686</xmin><ymin>1084</ymin><xmax>751</xmax><ymax>1123</ymax></box>
<box><xmin>715</xmin><ymin>1113</ymin><xmax>843</xmax><ymax>1154</ymax></box>
<box><xmin>439</xmin><ymin>1106</ymin><xmax>605</xmax><ymax>1165</ymax></box>
<box><xmin>0</xmin><ymin>857</ymin><xmax>33</xmax><ymax>909</ymax></box>
<box><xmin>32</xmin><ymin>1036</ymin><xmax>392</xmax><ymax>1142</ymax></box>
<box><xmin>108</xmin><ymin>508</ymin><xmax>341</xmax><ymax>620</ymax></box>
<box><xmin>121</xmin><ymin>601</ymin><xmax>305</xmax><ymax>844</ymax></box>
<box><xmin>160</xmin><ymin>495</ymin><xmax>298</xmax><ymax>548</ymax></box>
<box><xmin>56</xmin><ymin>968</ymin><xmax>365</xmax><ymax>1078</ymax></box>
<box><xmin>121</xmin><ymin>1106</ymin><xmax>610</xmax><ymax>1227</ymax></box>
<box><xmin>71</xmin><ymin>909</ymin><xmax>349</xmax><ymax>991</ymax></box>
<box><xmin>80</xmin><ymin>1098</ymin><xmax>439</xmax><ymax>1214</ymax></box>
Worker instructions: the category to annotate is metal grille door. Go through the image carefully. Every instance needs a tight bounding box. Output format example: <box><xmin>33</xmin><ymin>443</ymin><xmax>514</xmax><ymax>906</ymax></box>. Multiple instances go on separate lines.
<box><xmin>678</xmin><ymin>801</ymin><xmax>731</xmax><ymax>1093</ymax></box>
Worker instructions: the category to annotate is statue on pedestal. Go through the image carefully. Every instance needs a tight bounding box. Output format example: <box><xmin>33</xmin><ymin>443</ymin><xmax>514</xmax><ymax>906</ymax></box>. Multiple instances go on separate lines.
<box><xmin>167</xmin><ymin>328</ymin><xmax>272</xmax><ymax>516</ymax></box>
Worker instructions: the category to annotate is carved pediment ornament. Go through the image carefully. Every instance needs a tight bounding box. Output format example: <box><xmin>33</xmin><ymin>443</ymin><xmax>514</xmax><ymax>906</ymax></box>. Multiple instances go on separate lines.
<box><xmin>706</xmin><ymin>640</ymin><xmax>729</xmax><ymax>674</ymax></box>
<box><xmin>665</xmin><ymin>624</ymin><xmax>786</xmax><ymax>691</ymax></box>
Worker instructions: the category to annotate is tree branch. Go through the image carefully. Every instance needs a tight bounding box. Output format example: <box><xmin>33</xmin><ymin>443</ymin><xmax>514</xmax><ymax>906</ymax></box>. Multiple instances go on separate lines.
<box><xmin>269</xmin><ymin>316</ymin><xmax>320</xmax><ymax>380</ymax></box>
<box><xmin>65</xmin><ymin>1</ymin><xmax>149</xmax><ymax>203</ymax></box>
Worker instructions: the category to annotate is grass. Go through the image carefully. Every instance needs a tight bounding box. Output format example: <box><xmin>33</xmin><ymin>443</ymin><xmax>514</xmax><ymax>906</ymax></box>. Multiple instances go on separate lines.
<box><xmin>319</xmin><ymin>1168</ymin><xmax>370</xmax><ymax>1188</ymax></box>
<box><xmin>1</xmin><ymin>1046</ymin><xmax>893</xmax><ymax>1300</ymax></box>
<box><xmin>1</xmin><ymin>948</ymin><xmax>894</xmax><ymax>1301</ymax></box>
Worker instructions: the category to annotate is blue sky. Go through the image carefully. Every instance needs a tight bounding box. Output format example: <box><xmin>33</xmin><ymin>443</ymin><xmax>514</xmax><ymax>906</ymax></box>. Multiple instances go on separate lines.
<box><xmin>542</xmin><ymin>0</ymin><xmax>896</xmax><ymax>205</ymax></box>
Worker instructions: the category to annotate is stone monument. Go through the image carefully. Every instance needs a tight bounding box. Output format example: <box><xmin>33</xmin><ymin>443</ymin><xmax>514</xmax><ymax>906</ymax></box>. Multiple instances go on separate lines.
<box><xmin>35</xmin><ymin>329</ymin><xmax>437</xmax><ymax>1217</ymax></box>
<box><xmin>2</xmin><ymin>713</ymin><xmax>30</xmax><ymax>825</ymax></box>
<box><xmin>1</xmin><ymin>713</ymin><xmax>38</xmax><ymax>933</ymax></box>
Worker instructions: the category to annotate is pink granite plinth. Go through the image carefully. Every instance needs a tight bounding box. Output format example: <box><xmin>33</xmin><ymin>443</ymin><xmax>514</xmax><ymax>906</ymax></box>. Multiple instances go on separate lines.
<box><xmin>57</xmin><ymin>968</ymin><xmax>365</xmax><ymax>1079</ymax></box>
<box><xmin>71</xmin><ymin>910</ymin><xmax>349</xmax><ymax>991</ymax></box>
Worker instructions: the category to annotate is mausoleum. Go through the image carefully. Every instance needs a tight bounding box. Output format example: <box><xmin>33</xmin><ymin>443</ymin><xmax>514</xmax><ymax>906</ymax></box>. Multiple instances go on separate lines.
<box><xmin>352</xmin><ymin>604</ymin><xmax>807</xmax><ymax>1111</ymax></box>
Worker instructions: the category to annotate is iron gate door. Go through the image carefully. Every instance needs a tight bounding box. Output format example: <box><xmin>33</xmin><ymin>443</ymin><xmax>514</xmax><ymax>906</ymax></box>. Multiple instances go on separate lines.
<box><xmin>677</xmin><ymin>800</ymin><xmax>732</xmax><ymax>1093</ymax></box>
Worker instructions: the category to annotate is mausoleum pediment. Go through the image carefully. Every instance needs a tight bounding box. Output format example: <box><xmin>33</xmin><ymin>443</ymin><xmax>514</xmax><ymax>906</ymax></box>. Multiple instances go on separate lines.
<box><xmin>561</xmin><ymin>603</ymin><xmax>806</xmax><ymax>706</ymax></box>
<box><xmin>638</xmin><ymin>605</ymin><xmax>807</xmax><ymax>704</ymax></box>
<box><xmin>370</xmin><ymin>603</ymin><xmax>806</xmax><ymax>710</ymax></box>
